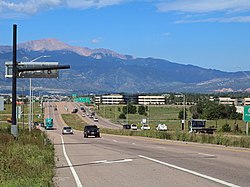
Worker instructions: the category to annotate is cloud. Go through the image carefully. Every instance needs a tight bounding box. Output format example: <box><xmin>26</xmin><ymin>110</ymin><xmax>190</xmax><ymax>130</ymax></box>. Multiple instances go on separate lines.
<box><xmin>66</xmin><ymin>0</ymin><xmax>126</xmax><ymax>9</ymax></box>
<box><xmin>175</xmin><ymin>16</ymin><xmax>250</xmax><ymax>23</ymax></box>
<box><xmin>157</xmin><ymin>0</ymin><xmax>250</xmax><ymax>13</ymax></box>
<box><xmin>163</xmin><ymin>32</ymin><xmax>171</xmax><ymax>36</ymax></box>
<box><xmin>157</xmin><ymin>0</ymin><xmax>250</xmax><ymax>23</ymax></box>
<box><xmin>91</xmin><ymin>37</ymin><xmax>102</xmax><ymax>44</ymax></box>
<box><xmin>0</xmin><ymin>0</ymin><xmax>61</xmax><ymax>15</ymax></box>
<box><xmin>0</xmin><ymin>0</ymin><xmax>127</xmax><ymax>17</ymax></box>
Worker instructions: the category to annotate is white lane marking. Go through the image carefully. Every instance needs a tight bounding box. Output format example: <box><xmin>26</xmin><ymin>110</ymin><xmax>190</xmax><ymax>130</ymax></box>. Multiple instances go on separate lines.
<box><xmin>60</xmin><ymin>136</ymin><xmax>83</xmax><ymax>187</ymax></box>
<box><xmin>113</xmin><ymin>140</ymin><xmax>118</xmax><ymax>142</ymax></box>
<box><xmin>92</xmin><ymin>159</ymin><xmax>133</xmax><ymax>164</ymax></box>
<box><xmin>138</xmin><ymin>155</ymin><xmax>240</xmax><ymax>187</ymax></box>
<box><xmin>198</xmin><ymin>153</ymin><xmax>215</xmax><ymax>157</ymax></box>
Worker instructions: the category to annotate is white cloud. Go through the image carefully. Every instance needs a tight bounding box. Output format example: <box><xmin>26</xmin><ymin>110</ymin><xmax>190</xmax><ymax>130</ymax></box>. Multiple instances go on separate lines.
<box><xmin>0</xmin><ymin>0</ymin><xmax>127</xmax><ymax>16</ymax></box>
<box><xmin>175</xmin><ymin>16</ymin><xmax>250</xmax><ymax>24</ymax></box>
<box><xmin>157</xmin><ymin>0</ymin><xmax>250</xmax><ymax>23</ymax></box>
<box><xmin>163</xmin><ymin>32</ymin><xmax>171</xmax><ymax>36</ymax></box>
<box><xmin>91</xmin><ymin>37</ymin><xmax>102</xmax><ymax>44</ymax></box>
<box><xmin>66</xmin><ymin>0</ymin><xmax>126</xmax><ymax>9</ymax></box>
<box><xmin>0</xmin><ymin>0</ymin><xmax>61</xmax><ymax>14</ymax></box>
<box><xmin>157</xmin><ymin>0</ymin><xmax>250</xmax><ymax>13</ymax></box>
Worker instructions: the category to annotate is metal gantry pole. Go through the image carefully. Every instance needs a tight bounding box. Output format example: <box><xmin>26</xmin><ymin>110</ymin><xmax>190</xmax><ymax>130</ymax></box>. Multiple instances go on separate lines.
<box><xmin>11</xmin><ymin>24</ymin><xmax>18</xmax><ymax>137</ymax></box>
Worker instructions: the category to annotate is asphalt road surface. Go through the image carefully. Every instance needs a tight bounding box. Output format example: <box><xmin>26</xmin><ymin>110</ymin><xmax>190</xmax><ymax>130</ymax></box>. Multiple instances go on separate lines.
<box><xmin>44</xmin><ymin>102</ymin><xmax>250</xmax><ymax>187</ymax></box>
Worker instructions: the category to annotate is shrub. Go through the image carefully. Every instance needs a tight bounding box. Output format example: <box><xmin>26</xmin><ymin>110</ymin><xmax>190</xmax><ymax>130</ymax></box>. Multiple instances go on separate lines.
<box><xmin>119</xmin><ymin>113</ymin><xmax>126</xmax><ymax>119</ymax></box>
<box><xmin>221</xmin><ymin>123</ymin><xmax>231</xmax><ymax>132</ymax></box>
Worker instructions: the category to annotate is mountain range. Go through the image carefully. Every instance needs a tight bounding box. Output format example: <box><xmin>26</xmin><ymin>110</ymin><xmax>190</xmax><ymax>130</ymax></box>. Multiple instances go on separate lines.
<box><xmin>1</xmin><ymin>38</ymin><xmax>250</xmax><ymax>94</ymax></box>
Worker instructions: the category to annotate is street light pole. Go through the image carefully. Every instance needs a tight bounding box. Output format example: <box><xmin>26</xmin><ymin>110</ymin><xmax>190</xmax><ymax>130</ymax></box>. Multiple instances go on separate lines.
<box><xmin>28</xmin><ymin>55</ymin><xmax>50</xmax><ymax>131</ymax></box>
<box><xmin>183</xmin><ymin>94</ymin><xmax>186</xmax><ymax>130</ymax></box>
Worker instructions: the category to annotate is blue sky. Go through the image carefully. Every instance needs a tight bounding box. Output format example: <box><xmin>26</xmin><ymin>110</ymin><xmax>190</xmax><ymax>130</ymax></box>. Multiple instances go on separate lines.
<box><xmin>1</xmin><ymin>0</ymin><xmax>250</xmax><ymax>72</ymax></box>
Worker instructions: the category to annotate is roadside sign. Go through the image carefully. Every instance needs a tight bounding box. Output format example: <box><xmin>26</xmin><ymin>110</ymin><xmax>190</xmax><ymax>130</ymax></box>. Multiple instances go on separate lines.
<box><xmin>0</xmin><ymin>97</ymin><xmax>4</xmax><ymax>111</ymax></box>
<box><xmin>243</xmin><ymin>106</ymin><xmax>250</xmax><ymax>122</ymax></box>
<box><xmin>16</xmin><ymin>106</ymin><xmax>21</xmax><ymax>119</ymax></box>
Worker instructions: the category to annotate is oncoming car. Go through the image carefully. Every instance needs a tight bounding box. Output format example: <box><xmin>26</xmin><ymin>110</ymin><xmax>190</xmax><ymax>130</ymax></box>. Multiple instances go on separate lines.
<box><xmin>62</xmin><ymin>126</ymin><xmax>74</xmax><ymax>135</ymax></box>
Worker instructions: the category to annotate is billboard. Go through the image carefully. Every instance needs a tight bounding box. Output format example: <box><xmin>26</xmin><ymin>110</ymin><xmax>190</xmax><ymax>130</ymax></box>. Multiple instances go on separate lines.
<box><xmin>5</xmin><ymin>61</ymin><xmax>59</xmax><ymax>78</ymax></box>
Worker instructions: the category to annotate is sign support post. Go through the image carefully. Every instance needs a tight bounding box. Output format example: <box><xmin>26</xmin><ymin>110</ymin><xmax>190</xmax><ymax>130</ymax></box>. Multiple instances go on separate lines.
<box><xmin>11</xmin><ymin>24</ymin><xmax>18</xmax><ymax>138</ymax></box>
<box><xmin>243</xmin><ymin>106</ymin><xmax>250</xmax><ymax>136</ymax></box>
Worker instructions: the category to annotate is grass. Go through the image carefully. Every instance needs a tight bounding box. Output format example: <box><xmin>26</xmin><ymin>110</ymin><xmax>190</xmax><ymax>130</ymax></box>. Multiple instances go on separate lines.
<box><xmin>60</xmin><ymin>111</ymin><xmax>250</xmax><ymax>148</ymax></box>
<box><xmin>94</xmin><ymin>104</ymin><xmax>247</xmax><ymax>134</ymax></box>
<box><xmin>101</xmin><ymin>128</ymin><xmax>250</xmax><ymax>148</ymax></box>
<box><xmin>61</xmin><ymin>114</ymin><xmax>88</xmax><ymax>131</ymax></box>
<box><xmin>0</xmin><ymin>103</ymin><xmax>44</xmax><ymax>127</ymax></box>
<box><xmin>0</xmin><ymin>127</ymin><xmax>55</xmax><ymax>187</ymax></box>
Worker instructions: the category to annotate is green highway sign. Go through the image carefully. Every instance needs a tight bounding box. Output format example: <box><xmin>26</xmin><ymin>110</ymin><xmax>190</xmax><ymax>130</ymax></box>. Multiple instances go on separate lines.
<box><xmin>74</xmin><ymin>97</ymin><xmax>91</xmax><ymax>104</ymax></box>
<box><xmin>243</xmin><ymin>106</ymin><xmax>250</xmax><ymax>122</ymax></box>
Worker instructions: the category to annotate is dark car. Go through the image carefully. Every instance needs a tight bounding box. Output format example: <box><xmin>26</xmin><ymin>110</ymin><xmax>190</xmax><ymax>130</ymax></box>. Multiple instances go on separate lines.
<box><xmin>123</xmin><ymin>124</ymin><xmax>131</xmax><ymax>129</ymax></box>
<box><xmin>84</xmin><ymin>125</ymin><xmax>100</xmax><ymax>138</ymax></box>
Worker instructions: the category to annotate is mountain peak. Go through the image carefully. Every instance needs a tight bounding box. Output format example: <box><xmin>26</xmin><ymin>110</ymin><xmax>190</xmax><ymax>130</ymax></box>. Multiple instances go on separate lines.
<box><xmin>18</xmin><ymin>38</ymin><xmax>129</xmax><ymax>59</ymax></box>
<box><xmin>19</xmin><ymin>38</ymin><xmax>70</xmax><ymax>51</ymax></box>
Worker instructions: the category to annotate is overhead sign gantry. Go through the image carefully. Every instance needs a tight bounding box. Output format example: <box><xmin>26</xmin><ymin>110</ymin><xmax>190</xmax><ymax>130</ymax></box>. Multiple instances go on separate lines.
<box><xmin>6</xmin><ymin>24</ymin><xmax>70</xmax><ymax>137</ymax></box>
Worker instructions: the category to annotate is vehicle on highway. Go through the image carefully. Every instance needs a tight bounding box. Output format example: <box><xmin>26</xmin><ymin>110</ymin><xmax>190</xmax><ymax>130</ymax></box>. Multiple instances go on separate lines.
<box><xmin>40</xmin><ymin>122</ymin><xmax>44</xmax><ymax>127</ymax></box>
<box><xmin>62</xmin><ymin>126</ymin><xmax>74</xmax><ymax>135</ymax></box>
<box><xmin>131</xmin><ymin>124</ymin><xmax>137</xmax><ymax>130</ymax></box>
<box><xmin>123</xmin><ymin>124</ymin><xmax>131</xmax><ymax>129</ymax></box>
<box><xmin>45</xmin><ymin>117</ymin><xmax>53</xmax><ymax>130</ymax></box>
<box><xmin>82</xmin><ymin>114</ymin><xmax>86</xmax><ymax>117</ymax></box>
<box><xmin>156</xmin><ymin>124</ymin><xmax>167</xmax><ymax>131</ymax></box>
<box><xmin>93</xmin><ymin>117</ymin><xmax>98</xmax><ymax>122</ymax></box>
<box><xmin>83</xmin><ymin>125</ymin><xmax>100</xmax><ymax>138</ymax></box>
<box><xmin>188</xmin><ymin>119</ymin><xmax>216</xmax><ymax>134</ymax></box>
<box><xmin>141</xmin><ymin>124</ymin><xmax>150</xmax><ymax>130</ymax></box>
<box><xmin>71</xmin><ymin>107</ymin><xmax>78</xmax><ymax>113</ymax></box>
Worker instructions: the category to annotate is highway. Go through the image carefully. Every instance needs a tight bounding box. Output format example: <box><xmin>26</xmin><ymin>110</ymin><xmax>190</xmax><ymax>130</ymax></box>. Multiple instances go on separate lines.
<box><xmin>44</xmin><ymin>102</ymin><xmax>250</xmax><ymax>187</ymax></box>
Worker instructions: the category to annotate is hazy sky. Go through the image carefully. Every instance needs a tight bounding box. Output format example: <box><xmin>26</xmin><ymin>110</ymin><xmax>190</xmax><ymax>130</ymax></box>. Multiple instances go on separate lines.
<box><xmin>1</xmin><ymin>0</ymin><xmax>250</xmax><ymax>72</ymax></box>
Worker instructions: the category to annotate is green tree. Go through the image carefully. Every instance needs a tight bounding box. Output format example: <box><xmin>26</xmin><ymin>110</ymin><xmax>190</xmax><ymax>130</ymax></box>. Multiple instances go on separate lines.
<box><xmin>122</xmin><ymin>103</ymin><xmax>137</xmax><ymax>114</ymax></box>
<box><xmin>138</xmin><ymin>105</ymin><xmax>146</xmax><ymax>115</ymax></box>
<box><xmin>178</xmin><ymin>109</ymin><xmax>187</xmax><ymax>120</ymax></box>
<box><xmin>119</xmin><ymin>113</ymin><xmax>126</xmax><ymax>119</ymax></box>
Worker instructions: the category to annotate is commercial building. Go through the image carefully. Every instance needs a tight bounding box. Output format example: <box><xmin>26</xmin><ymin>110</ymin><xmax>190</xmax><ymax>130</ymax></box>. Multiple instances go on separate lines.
<box><xmin>138</xmin><ymin>95</ymin><xmax>165</xmax><ymax>105</ymax></box>
<box><xmin>101</xmin><ymin>94</ymin><xmax>124</xmax><ymax>105</ymax></box>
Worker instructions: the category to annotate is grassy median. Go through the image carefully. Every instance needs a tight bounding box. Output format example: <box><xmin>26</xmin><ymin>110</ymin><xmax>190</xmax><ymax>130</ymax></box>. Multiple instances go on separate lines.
<box><xmin>61</xmin><ymin>114</ymin><xmax>88</xmax><ymax>131</ymax></box>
